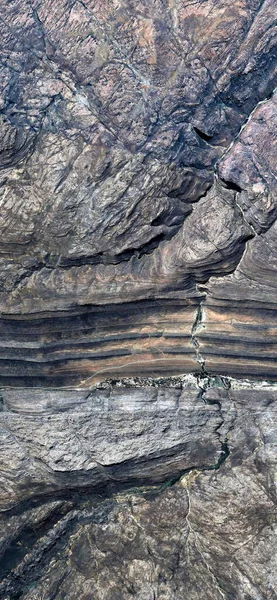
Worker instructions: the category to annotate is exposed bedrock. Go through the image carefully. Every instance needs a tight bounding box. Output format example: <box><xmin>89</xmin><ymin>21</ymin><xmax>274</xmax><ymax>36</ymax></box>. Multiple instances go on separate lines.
<box><xmin>1</xmin><ymin>172</ymin><xmax>277</xmax><ymax>384</ymax></box>
<box><xmin>0</xmin><ymin>1</ymin><xmax>277</xmax><ymax>598</ymax></box>
<box><xmin>0</xmin><ymin>291</ymin><xmax>276</xmax><ymax>387</ymax></box>
<box><xmin>0</xmin><ymin>384</ymin><xmax>224</xmax><ymax>512</ymax></box>
<box><xmin>0</xmin><ymin>382</ymin><xmax>276</xmax><ymax>599</ymax></box>
<box><xmin>0</xmin><ymin>0</ymin><xmax>277</xmax><ymax>384</ymax></box>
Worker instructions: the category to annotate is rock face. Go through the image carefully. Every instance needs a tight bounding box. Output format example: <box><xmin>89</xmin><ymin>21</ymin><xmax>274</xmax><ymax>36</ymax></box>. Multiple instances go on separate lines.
<box><xmin>0</xmin><ymin>381</ymin><xmax>276</xmax><ymax>599</ymax></box>
<box><xmin>0</xmin><ymin>0</ymin><xmax>277</xmax><ymax>386</ymax></box>
<box><xmin>0</xmin><ymin>0</ymin><xmax>276</xmax><ymax>598</ymax></box>
<box><xmin>0</xmin><ymin>384</ymin><xmax>224</xmax><ymax>511</ymax></box>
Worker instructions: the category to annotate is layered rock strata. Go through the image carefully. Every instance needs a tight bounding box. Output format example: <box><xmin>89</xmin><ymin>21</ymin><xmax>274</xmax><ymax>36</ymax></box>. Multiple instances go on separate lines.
<box><xmin>0</xmin><ymin>0</ymin><xmax>277</xmax><ymax>385</ymax></box>
<box><xmin>0</xmin><ymin>0</ymin><xmax>277</xmax><ymax>598</ymax></box>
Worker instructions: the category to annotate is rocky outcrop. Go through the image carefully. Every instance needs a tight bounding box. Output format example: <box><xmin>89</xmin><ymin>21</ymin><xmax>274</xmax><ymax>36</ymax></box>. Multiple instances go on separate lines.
<box><xmin>0</xmin><ymin>0</ymin><xmax>277</xmax><ymax>598</ymax></box>
<box><xmin>0</xmin><ymin>380</ymin><xmax>276</xmax><ymax>599</ymax></box>
<box><xmin>0</xmin><ymin>383</ymin><xmax>223</xmax><ymax>511</ymax></box>
<box><xmin>0</xmin><ymin>0</ymin><xmax>277</xmax><ymax>385</ymax></box>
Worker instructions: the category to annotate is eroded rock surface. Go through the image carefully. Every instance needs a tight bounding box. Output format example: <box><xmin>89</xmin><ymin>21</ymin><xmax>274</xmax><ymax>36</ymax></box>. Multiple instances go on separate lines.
<box><xmin>0</xmin><ymin>385</ymin><xmax>223</xmax><ymax>511</ymax></box>
<box><xmin>0</xmin><ymin>381</ymin><xmax>276</xmax><ymax>599</ymax></box>
<box><xmin>0</xmin><ymin>0</ymin><xmax>277</xmax><ymax>598</ymax></box>
<box><xmin>0</xmin><ymin>0</ymin><xmax>276</xmax><ymax>384</ymax></box>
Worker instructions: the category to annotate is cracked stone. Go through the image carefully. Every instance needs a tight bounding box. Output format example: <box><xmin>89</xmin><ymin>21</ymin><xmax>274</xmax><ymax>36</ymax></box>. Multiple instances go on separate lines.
<box><xmin>0</xmin><ymin>0</ymin><xmax>276</xmax><ymax>598</ymax></box>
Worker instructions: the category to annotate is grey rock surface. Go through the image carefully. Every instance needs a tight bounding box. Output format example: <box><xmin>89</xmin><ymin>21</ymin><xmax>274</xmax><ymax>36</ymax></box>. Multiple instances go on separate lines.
<box><xmin>0</xmin><ymin>0</ymin><xmax>276</xmax><ymax>385</ymax></box>
<box><xmin>0</xmin><ymin>381</ymin><xmax>276</xmax><ymax>599</ymax></box>
<box><xmin>0</xmin><ymin>0</ymin><xmax>277</xmax><ymax>598</ymax></box>
<box><xmin>0</xmin><ymin>385</ymin><xmax>223</xmax><ymax>511</ymax></box>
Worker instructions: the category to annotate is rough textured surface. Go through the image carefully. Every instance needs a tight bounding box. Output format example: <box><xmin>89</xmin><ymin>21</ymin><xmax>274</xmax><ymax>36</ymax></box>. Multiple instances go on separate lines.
<box><xmin>0</xmin><ymin>0</ymin><xmax>277</xmax><ymax>385</ymax></box>
<box><xmin>0</xmin><ymin>0</ymin><xmax>277</xmax><ymax>598</ymax></box>
<box><xmin>0</xmin><ymin>381</ymin><xmax>276</xmax><ymax>599</ymax></box>
<box><xmin>0</xmin><ymin>385</ymin><xmax>223</xmax><ymax>511</ymax></box>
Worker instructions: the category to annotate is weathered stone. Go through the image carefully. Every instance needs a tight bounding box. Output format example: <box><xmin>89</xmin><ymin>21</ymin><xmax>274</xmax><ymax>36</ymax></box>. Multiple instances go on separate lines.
<box><xmin>0</xmin><ymin>384</ymin><xmax>276</xmax><ymax>599</ymax></box>
<box><xmin>0</xmin><ymin>0</ymin><xmax>276</xmax><ymax>597</ymax></box>
<box><xmin>0</xmin><ymin>385</ymin><xmax>223</xmax><ymax>511</ymax></box>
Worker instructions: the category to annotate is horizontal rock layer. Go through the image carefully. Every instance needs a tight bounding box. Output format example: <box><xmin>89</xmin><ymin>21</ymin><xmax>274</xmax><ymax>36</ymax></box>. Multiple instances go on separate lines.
<box><xmin>0</xmin><ymin>0</ymin><xmax>277</xmax><ymax>385</ymax></box>
<box><xmin>0</xmin><ymin>292</ymin><xmax>277</xmax><ymax>386</ymax></box>
<box><xmin>0</xmin><ymin>1</ymin><xmax>277</xmax><ymax>598</ymax></box>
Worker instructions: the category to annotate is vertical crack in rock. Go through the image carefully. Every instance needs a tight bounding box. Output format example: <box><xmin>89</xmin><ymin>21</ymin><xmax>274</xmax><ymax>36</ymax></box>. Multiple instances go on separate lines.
<box><xmin>233</xmin><ymin>191</ymin><xmax>258</xmax><ymax>238</ymax></box>
<box><xmin>202</xmin><ymin>381</ymin><xmax>231</xmax><ymax>470</ymax></box>
<box><xmin>184</xmin><ymin>482</ymin><xmax>228</xmax><ymax>600</ymax></box>
<box><xmin>217</xmin><ymin>86</ymin><xmax>277</xmax><ymax>168</ymax></box>
<box><xmin>0</xmin><ymin>0</ymin><xmax>277</xmax><ymax>597</ymax></box>
<box><xmin>191</xmin><ymin>301</ymin><xmax>207</xmax><ymax>375</ymax></box>
<box><xmin>0</xmin><ymin>378</ymin><xmax>275</xmax><ymax>599</ymax></box>
<box><xmin>0</xmin><ymin>377</ymin><xmax>234</xmax><ymax>598</ymax></box>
